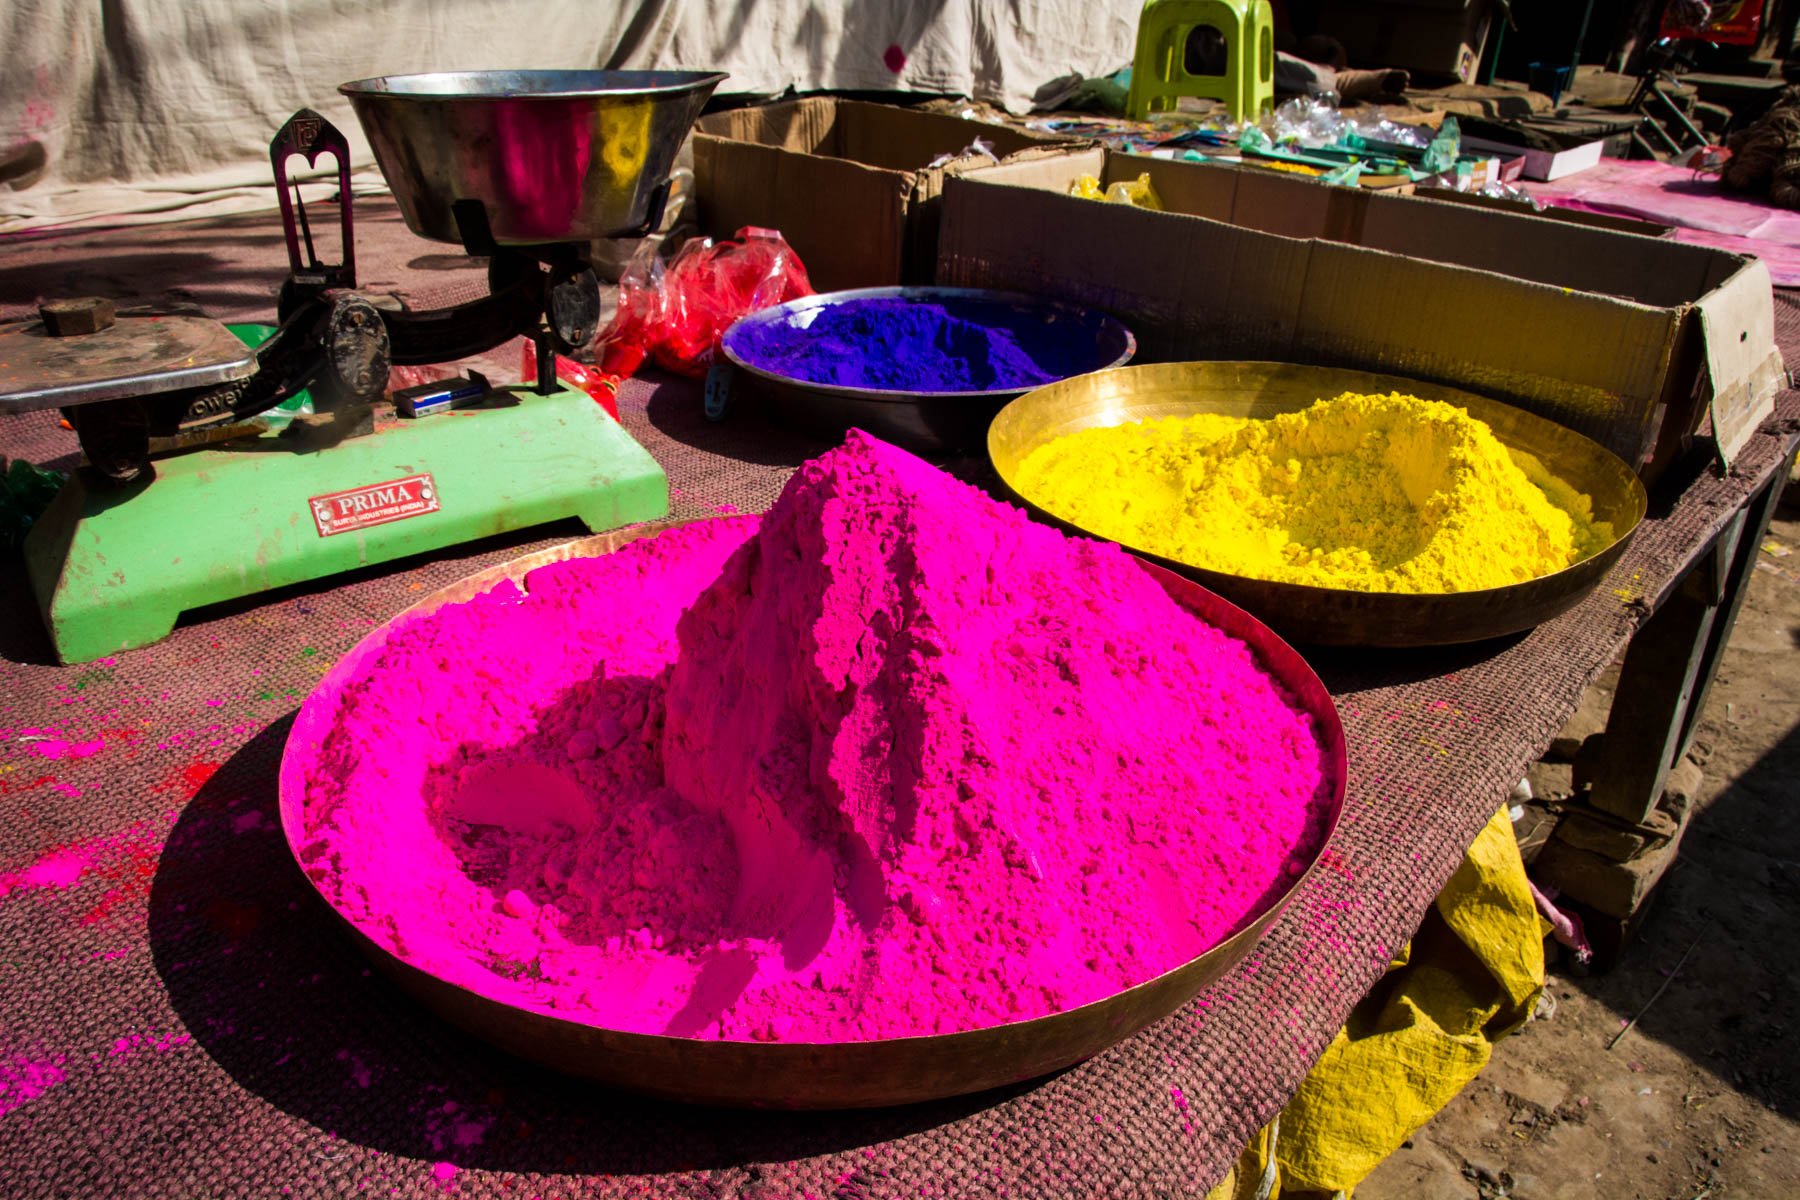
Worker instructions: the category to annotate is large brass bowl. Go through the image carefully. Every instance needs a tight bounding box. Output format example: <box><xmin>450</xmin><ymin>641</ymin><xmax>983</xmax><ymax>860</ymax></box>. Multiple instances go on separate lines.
<box><xmin>990</xmin><ymin>362</ymin><xmax>1649</xmax><ymax>648</ymax></box>
<box><xmin>277</xmin><ymin>520</ymin><xmax>1346</xmax><ymax>1108</ymax></box>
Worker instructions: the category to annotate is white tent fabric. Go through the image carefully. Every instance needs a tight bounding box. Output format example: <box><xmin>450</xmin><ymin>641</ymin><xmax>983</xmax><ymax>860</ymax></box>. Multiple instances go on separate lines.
<box><xmin>0</xmin><ymin>0</ymin><xmax>1137</xmax><ymax>235</ymax></box>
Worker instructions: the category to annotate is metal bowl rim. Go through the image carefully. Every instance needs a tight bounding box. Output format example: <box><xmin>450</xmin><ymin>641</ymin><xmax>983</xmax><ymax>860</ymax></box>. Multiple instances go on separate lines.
<box><xmin>277</xmin><ymin>518</ymin><xmax>1345</xmax><ymax>1055</ymax></box>
<box><xmin>988</xmin><ymin>360</ymin><xmax>1651</xmax><ymax>603</ymax></box>
<box><xmin>720</xmin><ymin>286</ymin><xmax>1139</xmax><ymax>403</ymax></box>
<box><xmin>339</xmin><ymin>69</ymin><xmax>730</xmax><ymax>101</ymax></box>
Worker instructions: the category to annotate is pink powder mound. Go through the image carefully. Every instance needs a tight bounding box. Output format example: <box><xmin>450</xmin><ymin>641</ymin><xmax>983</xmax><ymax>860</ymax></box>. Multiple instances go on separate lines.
<box><xmin>295</xmin><ymin>432</ymin><xmax>1334</xmax><ymax>1042</ymax></box>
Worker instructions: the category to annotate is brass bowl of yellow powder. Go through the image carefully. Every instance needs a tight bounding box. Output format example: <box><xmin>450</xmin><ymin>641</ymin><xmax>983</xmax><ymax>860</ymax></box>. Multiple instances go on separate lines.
<box><xmin>989</xmin><ymin>362</ymin><xmax>1648</xmax><ymax>648</ymax></box>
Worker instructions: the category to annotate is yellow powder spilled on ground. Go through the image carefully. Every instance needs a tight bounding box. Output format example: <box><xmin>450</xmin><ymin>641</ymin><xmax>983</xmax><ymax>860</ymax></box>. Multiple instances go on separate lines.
<box><xmin>1015</xmin><ymin>392</ymin><xmax>1614</xmax><ymax>594</ymax></box>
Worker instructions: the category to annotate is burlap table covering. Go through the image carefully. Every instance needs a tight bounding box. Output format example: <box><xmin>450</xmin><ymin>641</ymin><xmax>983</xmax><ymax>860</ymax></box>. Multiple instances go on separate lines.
<box><xmin>1</xmin><ymin>205</ymin><xmax>1795</xmax><ymax>1198</ymax></box>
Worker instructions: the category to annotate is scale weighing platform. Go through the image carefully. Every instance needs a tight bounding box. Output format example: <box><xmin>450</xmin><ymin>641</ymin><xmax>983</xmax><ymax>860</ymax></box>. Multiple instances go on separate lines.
<box><xmin>0</xmin><ymin>71</ymin><xmax>725</xmax><ymax>663</ymax></box>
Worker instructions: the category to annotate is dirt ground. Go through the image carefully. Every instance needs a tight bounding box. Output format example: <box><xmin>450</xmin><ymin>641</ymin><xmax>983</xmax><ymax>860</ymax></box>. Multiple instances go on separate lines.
<box><xmin>1361</xmin><ymin>503</ymin><xmax>1800</xmax><ymax>1199</ymax></box>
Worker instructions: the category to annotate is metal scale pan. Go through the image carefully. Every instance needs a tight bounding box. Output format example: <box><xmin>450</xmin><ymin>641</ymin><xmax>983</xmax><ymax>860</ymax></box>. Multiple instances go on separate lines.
<box><xmin>277</xmin><ymin>520</ymin><xmax>1346</xmax><ymax>1109</ymax></box>
<box><xmin>341</xmin><ymin>69</ymin><xmax>726</xmax><ymax>246</ymax></box>
<box><xmin>988</xmin><ymin>361</ymin><xmax>1650</xmax><ymax>648</ymax></box>
<box><xmin>0</xmin><ymin>315</ymin><xmax>256</xmax><ymax>412</ymax></box>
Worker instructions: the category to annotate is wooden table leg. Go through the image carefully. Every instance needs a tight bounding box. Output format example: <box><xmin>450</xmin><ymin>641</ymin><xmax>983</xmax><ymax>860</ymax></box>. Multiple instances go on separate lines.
<box><xmin>1588</xmin><ymin>451</ymin><xmax>1795</xmax><ymax>824</ymax></box>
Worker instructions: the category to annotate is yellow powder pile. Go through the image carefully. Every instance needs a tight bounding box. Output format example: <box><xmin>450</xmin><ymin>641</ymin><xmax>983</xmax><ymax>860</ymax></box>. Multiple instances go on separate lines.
<box><xmin>1014</xmin><ymin>391</ymin><xmax>1615</xmax><ymax>594</ymax></box>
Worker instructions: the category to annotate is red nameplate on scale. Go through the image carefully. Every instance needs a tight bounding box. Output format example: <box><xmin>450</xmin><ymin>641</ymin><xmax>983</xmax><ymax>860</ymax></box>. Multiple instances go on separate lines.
<box><xmin>309</xmin><ymin>474</ymin><xmax>440</xmax><ymax>537</ymax></box>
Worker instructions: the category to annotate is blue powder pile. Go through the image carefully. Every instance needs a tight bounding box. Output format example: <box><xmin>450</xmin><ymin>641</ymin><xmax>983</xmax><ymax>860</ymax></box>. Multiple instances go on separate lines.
<box><xmin>730</xmin><ymin>296</ymin><xmax>1106</xmax><ymax>392</ymax></box>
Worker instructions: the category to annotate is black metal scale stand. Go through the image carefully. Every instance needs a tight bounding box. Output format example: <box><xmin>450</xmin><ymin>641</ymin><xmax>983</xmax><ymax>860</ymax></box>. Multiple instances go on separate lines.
<box><xmin>50</xmin><ymin>108</ymin><xmax>628</xmax><ymax>488</ymax></box>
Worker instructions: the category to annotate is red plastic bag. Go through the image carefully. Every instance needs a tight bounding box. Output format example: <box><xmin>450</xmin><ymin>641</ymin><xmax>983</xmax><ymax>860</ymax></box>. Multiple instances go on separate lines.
<box><xmin>593</xmin><ymin>227</ymin><xmax>812</xmax><ymax>380</ymax></box>
<box><xmin>594</xmin><ymin>240</ymin><xmax>667</xmax><ymax>378</ymax></box>
<box><xmin>519</xmin><ymin>342</ymin><xmax>622</xmax><ymax>421</ymax></box>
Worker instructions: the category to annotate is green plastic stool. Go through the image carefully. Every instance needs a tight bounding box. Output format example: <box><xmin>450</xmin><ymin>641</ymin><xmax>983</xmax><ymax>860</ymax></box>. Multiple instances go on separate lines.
<box><xmin>1126</xmin><ymin>0</ymin><xmax>1275</xmax><ymax>121</ymax></box>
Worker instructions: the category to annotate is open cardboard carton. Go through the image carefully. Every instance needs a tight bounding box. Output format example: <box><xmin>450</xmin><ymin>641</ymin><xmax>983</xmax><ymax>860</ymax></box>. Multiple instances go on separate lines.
<box><xmin>938</xmin><ymin>148</ymin><xmax>1785</xmax><ymax>479</ymax></box>
<box><xmin>1412</xmin><ymin>186</ymin><xmax>1676</xmax><ymax>238</ymax></box>
<box><xmin>693</xmin><ymin>98</ymin><xmax>1075</xmax><ymax>292</ymax></box>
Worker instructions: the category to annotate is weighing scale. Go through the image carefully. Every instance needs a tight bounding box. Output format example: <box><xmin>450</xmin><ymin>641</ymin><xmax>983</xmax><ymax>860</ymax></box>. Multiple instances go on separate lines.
<box><xmin>1</xmin><ymin>70</ymin><xmax>723</xmax><ymax>664</ymax></box>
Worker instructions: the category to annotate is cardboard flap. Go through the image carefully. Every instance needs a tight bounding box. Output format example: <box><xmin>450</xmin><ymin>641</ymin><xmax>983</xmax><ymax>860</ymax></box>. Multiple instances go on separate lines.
<box><xmin>696</xmin><ymin>97</ymin><xmax>838</xmax><ymax>155</ymax></box>
<box><xmin>1297</xmin><ymin>241</ymin><xmax>1675</xmax><ymax>467</ymax></box>
<box><xmin>966</xmin><ymin>148</ymin><xmax>1107</xmax><ymax>191</ymax></box>
<box><xmin>837</xmin><ymin>102</ymin><xmax>1057</xmax><ymax>173</ymax></box>
<box><xmin>937</xmin><ymin>172</ymin><xmax>1309</xmax><ymax>360</ymax></box>
<box><xmin>1410</xmin><ymin>187</ymin><xmax>1677</xmax><ymax>238</ymax></box>
<box><xmin>693</xmin><ymin>135</ymin><xmax>910</xmax><ymax>291</ymax></box>
<box><xmin>1355</xmin><ymin>192</ymin><xmax>1721</xmax><ymax>307</ymax></box>
<box><xmin>1695</xmin><ymin>257</ymin><xmax>1786</xmax><ymax>465</ymax></box>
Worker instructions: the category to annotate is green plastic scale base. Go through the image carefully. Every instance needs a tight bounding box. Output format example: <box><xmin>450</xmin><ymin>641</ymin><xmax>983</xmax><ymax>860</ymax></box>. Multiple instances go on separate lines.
<box><xmin>24</xmin><ymin>383</ymin><xmax>668</xmax><ymax>664</ymax></box>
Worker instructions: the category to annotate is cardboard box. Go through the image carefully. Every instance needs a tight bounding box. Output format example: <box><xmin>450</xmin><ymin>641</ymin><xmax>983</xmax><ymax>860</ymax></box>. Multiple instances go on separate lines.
<box><xmin>693</xmin><ymin>99</ymin><xmax>1075</xmax><ymax>292</ymax></box>
<box><xmin>1316</xmin><ymin>0</ymin><xmax>1494</xmax><ymax>85</ymax></box>
<box><xmin>1412</xmin><ymin>186</ymin><xmax>1677</xmax><ymax>238</ymax></box>
<box><xmin>937</xmin><ymin>148</ymin><xmax>1784</xmax><ymax>477</ymax></box>
<box><xmin>1462</xmin><ymin>135</ymin><xmax>1607</xmax><ymax>182</ymax></box>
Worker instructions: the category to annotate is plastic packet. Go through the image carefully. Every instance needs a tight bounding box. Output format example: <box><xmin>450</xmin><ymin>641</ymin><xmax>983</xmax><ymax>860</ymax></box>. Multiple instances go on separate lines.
<box><xmin>1</xmin><ymin>457</ymin><xmax>66</xmax><ymax>553</ymax></box>
<box><xmin>928</xmin><ymin>137</ymin><xmax>1000</xmax><ymax>170</ymax></box>
<box><xmin>1261</xmin><ymin>95</ymin><xmax>1434</xmax><ymax>154</ymax></box>
<box><xmin>1350</xmin><ymin>114</ymin><xmax>1430</xmax><ymax>149</ymax></box>
<box><xmin>593</xmin><ymin>238</ymin><xmax>667</xmax><ymax>378</ymax></box>
<box><xmin>593</xmin><ymin>226</ymin><xmax>814</xmax><ymax>380</ymax></box>
<box><xmin>651</xmin><ymin>227</ymin><xmax>814</xmax><ymax>377</ymax></box>
<box><xmin>1069</xmin><ymin>174</ymin><xmax>1106</xmax><ymax>200</ymax></box>
<box><xmin>1069</xmin><ymin>171</ymin><xmax>1163</xmax><ymax>209</ymax></box>
<box><xmin>1269</xmin><ymin>95</ymin><xmax>1350</xmax><ymax>148</ymax></box>
<box><xmin>1104</xmin><ymin>172</ymin><xmax>1163</xmax><ymax>209</ymax></box>
<box><xmin>1238</xmin><ymin>125</ymin><xmax>1274</xmax><ymax>154</ymax></box>
<box><xmin>1473</xmin><ymin>180</ymin><xmax>1543</xmax><ymax>208</ymax></box>
<box><xmin>1421</xmin><ymin>117</ymin><xmax>1462</xmax><ymax>176</ymax></box>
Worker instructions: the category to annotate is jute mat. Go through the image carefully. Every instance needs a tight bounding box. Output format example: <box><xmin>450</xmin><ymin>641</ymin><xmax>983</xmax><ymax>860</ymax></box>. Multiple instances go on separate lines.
<box><xmin>0</xmin><ymin>203</ymin><xmax>1796</xmax><ymax>1198</ymax></box>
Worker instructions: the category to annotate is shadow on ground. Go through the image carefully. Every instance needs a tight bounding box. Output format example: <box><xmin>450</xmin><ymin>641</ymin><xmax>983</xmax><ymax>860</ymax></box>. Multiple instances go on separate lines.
<box><xmin>1568</xmin><ymin>717</ymin><xmax>1800</xmax><ymax>1118</ymax></box>
<box><xmin>640</xmin><ymin>372</ymin><xmax>829</xmax><ymax>469</ymax></box>
<box><xmin>147</xmin><ymin>718</ymin><xmax>1032</xmax><ymax>1177</ymax></box>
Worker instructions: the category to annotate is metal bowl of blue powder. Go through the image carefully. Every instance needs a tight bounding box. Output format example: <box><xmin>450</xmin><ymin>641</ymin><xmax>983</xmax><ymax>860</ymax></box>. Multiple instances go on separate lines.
<box><xmin>719</xmin><ymin>287</ymin><xmax>1135</xmax><ymax>453</ymax></box>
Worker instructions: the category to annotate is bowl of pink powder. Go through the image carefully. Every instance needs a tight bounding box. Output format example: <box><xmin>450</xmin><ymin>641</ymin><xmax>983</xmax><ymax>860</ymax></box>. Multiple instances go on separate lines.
<box><xmin>280</xmin><ymin>432</ymin><xmax>1342</xmax><ymax>1107</ymax></box>
<box><xmin>717</xmin><ymin>287</ymin><xmax>1136</xmax><ymax>453</ymax></box>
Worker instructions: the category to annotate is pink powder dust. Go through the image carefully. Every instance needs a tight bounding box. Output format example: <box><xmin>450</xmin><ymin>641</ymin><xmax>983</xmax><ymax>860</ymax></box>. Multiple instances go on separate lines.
<box><xmin>0</xmin><ymin>1055</ymin><xmax>66</xmax><ymax>1117</ymax></box>
<box><xmin>27</xmin><ymin>737</ymin><xmax>104</xmax><ymax>760</ymax></box>
<box><xmin>5</xmin><ymin>848</ymin><xmax>91</xmax><ymax>892</ymax></box>
<box><xmin>293</xmin><ymin>432</ymin><xmax>1333</xmax><ymax>1042</ymax></box>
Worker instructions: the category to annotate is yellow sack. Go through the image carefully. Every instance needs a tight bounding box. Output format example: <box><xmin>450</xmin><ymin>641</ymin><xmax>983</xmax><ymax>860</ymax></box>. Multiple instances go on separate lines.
<box><xmin>1207</xmin><ymin>806</ymin><xmax>1544</xmax><ymax>1200</ymax></box>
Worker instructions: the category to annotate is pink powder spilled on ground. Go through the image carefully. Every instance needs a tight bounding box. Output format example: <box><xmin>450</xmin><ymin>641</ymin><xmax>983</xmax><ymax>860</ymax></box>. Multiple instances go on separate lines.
<box><xmin>27</xmin><ymin>737</ymin><xmax>104</xmax><ymax>760</ymax></box>
<box><xmin>0</xmin><ymin>1055</ymin><xmax>66</xmax><ymax>1117</ymax></box>
<box><xmin>3</xmin><ymin>848</ymin><xmax>92</xmax><ymax>893</ymax></box>
<box><xmin>295</xmin><ymin>432</ymin><xmax>1333</xmax><ymax>1042</ymax></box>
